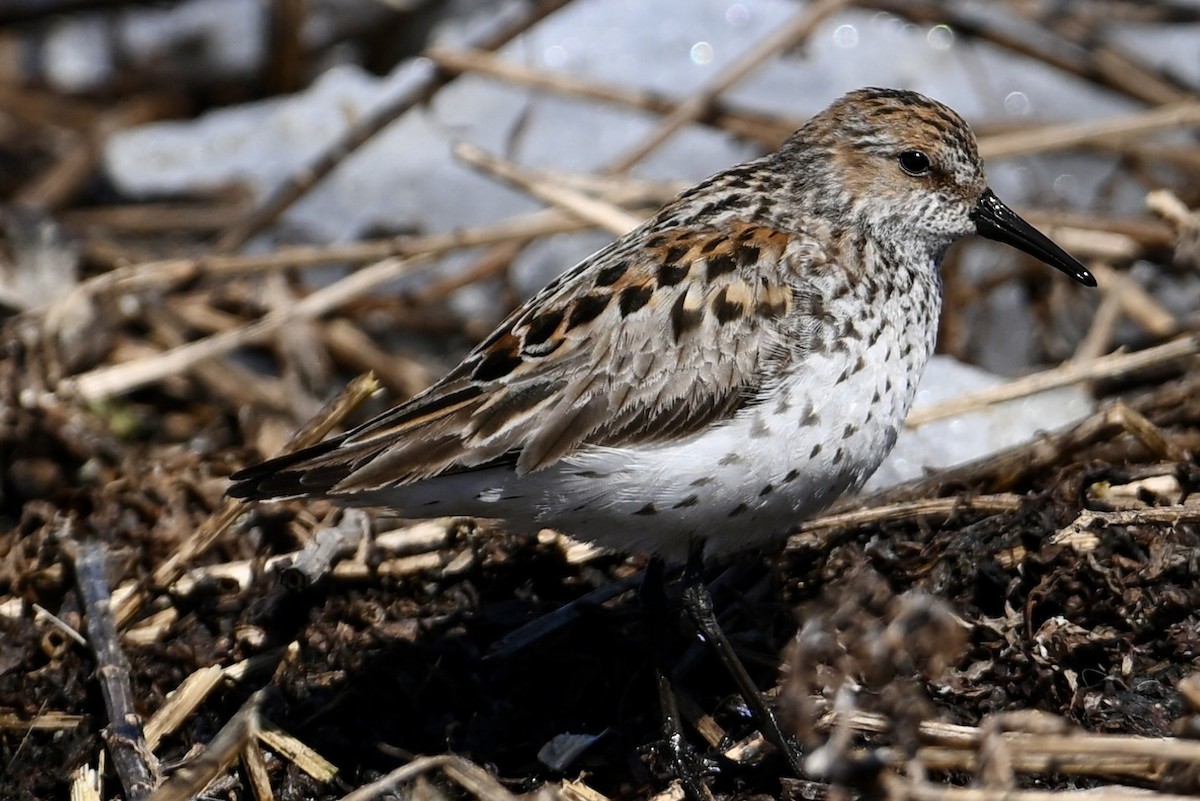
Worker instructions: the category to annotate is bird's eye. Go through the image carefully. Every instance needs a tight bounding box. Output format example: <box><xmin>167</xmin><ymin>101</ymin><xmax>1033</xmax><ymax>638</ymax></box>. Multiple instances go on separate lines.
<box><xmin>898</xmin><ymin>150</ymin><xmax>932</xmax><ymax>176</ymax></box>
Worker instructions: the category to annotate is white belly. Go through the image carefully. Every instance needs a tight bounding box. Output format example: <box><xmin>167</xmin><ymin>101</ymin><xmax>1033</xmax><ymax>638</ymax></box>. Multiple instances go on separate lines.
<box><xmin>353</xmin><ymin>266</ymin><xmax>942</xmax><ymax>562</ymax></box>
<box><xmin>361</xmin><ymin>313</ymin><xmax>933</xmax><ymax>562</ymax></box>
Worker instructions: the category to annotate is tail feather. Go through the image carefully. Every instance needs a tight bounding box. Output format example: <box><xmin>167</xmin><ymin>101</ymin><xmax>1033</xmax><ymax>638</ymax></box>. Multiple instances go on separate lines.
<box><xmin>227</xmin><ymin>435</ymin><xmax>352</xmax><ymax>500</ymax></box>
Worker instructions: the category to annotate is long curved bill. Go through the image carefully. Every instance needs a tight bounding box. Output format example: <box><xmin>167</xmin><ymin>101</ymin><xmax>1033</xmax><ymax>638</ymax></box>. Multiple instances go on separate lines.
<box><xmin>971</xmin><ymin>188</ymin><xmax>1096</xmax><ymax>287</ymax></box>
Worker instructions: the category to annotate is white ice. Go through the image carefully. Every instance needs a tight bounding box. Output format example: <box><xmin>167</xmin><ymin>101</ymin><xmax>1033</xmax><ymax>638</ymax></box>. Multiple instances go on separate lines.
<box><xmin>864</xmin><ymin>355</ymin><xmax>1094</xmax><ymax>491</ymax></box>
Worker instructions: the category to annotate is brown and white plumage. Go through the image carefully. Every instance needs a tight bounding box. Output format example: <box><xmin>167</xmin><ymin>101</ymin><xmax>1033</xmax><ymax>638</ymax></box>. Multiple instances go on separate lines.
<box><xmin>229</xmin><ymin>88</ymin><xmax>1094</xmax><ymax>560</ymax></box>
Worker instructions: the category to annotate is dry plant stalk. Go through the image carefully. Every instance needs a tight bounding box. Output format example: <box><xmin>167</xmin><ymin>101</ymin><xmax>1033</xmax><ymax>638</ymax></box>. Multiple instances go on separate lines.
<box><xmin>70</xmin><ymin>536</ymin><xmax>156</xmax><ymax>801</ymax></box>
<box><xmin>146</xmin><ymin>690</ymin><xmax>265</xmax><ymax>801</ymax></box>
<box><xmin>113</xmin><ymin>373</ymin><xmax>380</xmax><ymax>627</ymax></box>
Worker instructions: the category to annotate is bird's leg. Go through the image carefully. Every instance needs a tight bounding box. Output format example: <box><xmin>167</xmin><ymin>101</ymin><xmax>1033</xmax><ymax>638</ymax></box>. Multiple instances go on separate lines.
<box><xmin>654</xmin><ymin>662</ymin><xmax>712</xmax><ymax>801</ymax></box>
<box><xmin>679</xmin><ymin>542</ymin><xmax>805</xmax><ymax>776</ymax></box>
<box><xmin>641</xmin><ymin>556</ymin><xmax>713</xmax><ymax>801</ymax></box>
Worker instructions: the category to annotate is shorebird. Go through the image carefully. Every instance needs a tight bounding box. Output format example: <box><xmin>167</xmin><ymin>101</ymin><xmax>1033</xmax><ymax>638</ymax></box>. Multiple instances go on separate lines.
<box><xmin>230</xmin><ymin>86</ymin><xmax>1095</xmax><ymax>789</ymax></box>
<box><xmin>230</xmin><ymin>88</ymin><xmax>1094</xmax><ymax>558</ymax></box>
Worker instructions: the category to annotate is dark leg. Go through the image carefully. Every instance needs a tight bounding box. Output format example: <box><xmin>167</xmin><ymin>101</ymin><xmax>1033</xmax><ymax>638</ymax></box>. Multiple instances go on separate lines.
<box><xmin>679</xmin><ymin>542</ymin><xmax>805</xmax><ymax>776</ymax></box>
<box><xmin>654</xmin><ymin>662</ymin><xmax>712</xmax><ymax>801</ymax></box>
<box><xmin>642</xmin><ymin>556</ymin><xmax>713</xmax><ymax>801</ymax></box>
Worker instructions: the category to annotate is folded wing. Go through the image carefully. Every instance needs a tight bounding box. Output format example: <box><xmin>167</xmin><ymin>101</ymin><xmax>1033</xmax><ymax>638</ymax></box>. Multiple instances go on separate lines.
<box><xmin>229</xmin><ymin>221</ymin><xmax>817</xmax><ymax>501</ymax></box>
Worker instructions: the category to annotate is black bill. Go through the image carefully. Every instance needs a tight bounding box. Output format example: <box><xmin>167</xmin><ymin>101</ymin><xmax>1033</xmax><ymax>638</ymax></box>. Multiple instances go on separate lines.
<box><xmin>971</xmin><ymin>188</ymin><xmax>1097</xmax><ymax>287</ymax></box>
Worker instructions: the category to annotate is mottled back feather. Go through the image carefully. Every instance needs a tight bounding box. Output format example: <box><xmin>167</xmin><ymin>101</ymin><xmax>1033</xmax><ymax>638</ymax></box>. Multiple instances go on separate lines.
<box><xmin>230</xmin><ymin>218</ymin><xmax>813</xmax><ymax>499</ymax></box>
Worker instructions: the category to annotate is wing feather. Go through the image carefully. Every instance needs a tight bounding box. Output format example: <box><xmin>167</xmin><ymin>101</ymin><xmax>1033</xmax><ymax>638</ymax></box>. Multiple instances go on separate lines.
<box><xmin>229</xmin><ymin>219</ymin><xmax>819</xmax><ymax>500</ymax></box>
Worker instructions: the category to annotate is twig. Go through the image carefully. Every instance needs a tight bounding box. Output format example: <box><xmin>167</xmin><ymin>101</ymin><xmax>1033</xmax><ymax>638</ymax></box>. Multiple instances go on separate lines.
<box><xmin>339</xmin><ymin>753</ymin><xmax>522</xmax><ymax>801</ymax></box>
<box><xmin>1071</xmin><ymin>286</ymin><xmax>1122</xmax><ymax>363</ymax></box>
<box><xmin>0</xmin><ymin>710</ymin><xmax>85</xmax><ymax>731</ymax></box>
<box><xmin>44</xmin><ymin>207</ymin><xmax>593</xmax><ymax>306</ymax></box>
<box><xmin>280</xmin><ymin>508</ymin><xmax>371</xmax><ymax>590</ymax></box>
<box><xmin>242</xmin><ymin>738</ymin><xmax>275</xmax><ymax>801</ymax></box>
<box><xmin>213</xmin><ymin>0</ymin><xmax>577</xmax><ymax>252</ymax></box>
<box><xmin>60</xmin><ymin>256</ymin><xmax>428</xmax><ymax>402</ymax></box>
<box><xmin>143</xmin><ymin>666</ymin><xmax>224</xmax><ymax>752</ymax></box>
<box><xmin>257</xmin><ymin>719</ymin><xmax>338</xmax><ymax>781</ymax></box>
<box><xmin>561</xmin><ymin>778</ymin><xmax>614</xmax><ymax>801</ymax></box>
<box><xmin>440</xmin><ymin>755</ymin><xmax>525</xmax><ymax>801</ymax></box>
<box><xmin>822</xmin><ymin>708</ymin><xmax>1200</xmax><ymax>782</ymax></box>
<box><xmin>606</xmin><ymin>0</ymin><xmax>850</xmax><ymax>172</ymax></box>
<box><xmin>170</xmin><ymin>519</ymin><xmax>464</xmax><ymax>597</ymax></box>
<box><xmin>836</xmin><ymin>365</ymin><xmax>1200</xmax><ymax>523</ymax></box>
<box><xmin>338</xmin><ymin>755</ymin><xmax>455</xmax><ymax>801</ymax></box>
<box><xmin>61</xmin><ymin>194</ymin><xmax>253</xmax><ymax>233</ymax></box>
<box><xmin>69</xmin><ymin>755</ymin><xmax>104</xmax><ymax>801</ymax></box>
<box><xmin>321</xmin><ymin>317</ymin><xmax>430</xmax><ymax>398</ymax></box>
<box><xmin>906</xmin><ymin>334</ymin><xmax>1200</xmax><ymax>427</ymax></box>
<box><xmin>1033</xmin><ymin>7</ymin><xmax>1195</xmax><ymax>106</ymax></box>
<box><xmin>454</xmin><ymin>142</ymin><xmax>644</xmax><ymax>235</ymax></box>
<box><xmin>113</xmin><ymin>373</ymin><xmax>380</xmax><ymax>627</ymax></box>
<box><xmin>884</xmin><ymin>773</ymin><xmax>1199</xmax><ymax>801</ymax></box>
<box><xmin>16</xmin><ymin>95</ymin><xmax>183</xmax><ymax>210</ymax></box>
<box><xmin>147</xmin><ymin>689</ymin><xmax>265</xmax><ymax>801</ymax></box>
<box><xmin>1059</xmin><ymin>502</ymin><xmax>1200</xmax><ymax>536</ymax></box>
<box><xmin>1105</xmin><ymin>399</ymin><xmax>1191</xmax><ymax>461</ymax></box>
<box><xmin>485</xmin><ymin>572</ymin><xmax>644</xmax><ymax>660</ymax></box>
<box><xmin>70</xmin><ymin>535</ymin><xmax>156</xmax><ymax>801</ymax></box>
<box><xmin>1085</xmin><ymin>263</ymin><xmax>1177</xmax><ymax>339</ymax></box>
<box><xmin>31</xmin><ymin>601</ymin><xmax>87</xmax><ymax>647</ymax></box>
<box><xmin>424</xmin><ymin>46</ymin><xmax>799</xmax><ymax>149</ymax></box>
<box><xmin>863</xmin><ymin>1</ymin><xmax>1192</xmax><ymax>107</ymax></box>
<box><xmin>789</xmin><ymin>494</ymin><xmax>1022</xmax><ymax>542</ymax></box>
<box><xmin>1146</xmin><ymin>188</ymin><xmax>1195</xmax><ymax>228</ymax></box>
<box><xmin>1021</xmin><ymin>209</ymin><xmax>1176</xmax><ymax>251</ymax></box>
<box><xmin>979</xmin><ymin>101</ymin><xmax>1200</xmax><ymax>160</ymax></box>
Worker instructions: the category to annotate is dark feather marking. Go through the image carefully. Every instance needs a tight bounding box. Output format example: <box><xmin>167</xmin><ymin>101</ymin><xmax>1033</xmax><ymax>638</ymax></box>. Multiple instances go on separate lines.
<box><xmin>472</xmin><ymin>347</ymin><xmax>524</xmax><ymax>381</ymax></box>
<box><xmin>566</xmin><ymin>292</ymin><xmax>611</xmax><ymax>328</ymax></box>
<box><xmin>658</xmin><ymin>261</ymin><xmax>690</xmax><ymax>287</ymax></box>
<box><xmin>713</xmin><ymin>194</ymin><xmax>750</xmax><ymax>213</ymax></box>
<box><xmin>706</xmin><ymin>253</ymin><xmax>737</xmax><ymax>280</ymax></box>
<box><xmin>757</xmin><ymin>296</ymin><xmax>789</xmax><ymax>318</ymax></box>
<box><xmin>595</xmin><ymin>260</ymin><xmax>630</xmax><ymax>287</ymax></box>
<box><xmin>671</xmin><ymin>293</ymin><xmax>702</xmax><ymax>342</ymax></box>
<box><xmin>712</xmin><ymin>287</ymin><xmax>745</xmax><ymax>324</ymax></box>
<box><xmin>634</xmin><ymin>503</ymin><xmax>657</xmax><ymax>516</ymax></box>
<box><xmin>664</xmin><ymin>244</ymin><xmax>689</xmax><ymax>264</ymax></box>
<box><xmin>673</xmin><ymin>494</ymin><xmax>699</xmax><ymax>509</ymax></box>
<box><xmin>522</xmin><ymin>308</ymin><xmax>565</xmax><ymax>348</ymax></box>
<box><xmin>619</xmin><ymin>284</ymin><xmax>653</xmax><ymax>315</ymax></box>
